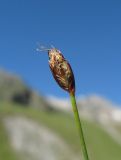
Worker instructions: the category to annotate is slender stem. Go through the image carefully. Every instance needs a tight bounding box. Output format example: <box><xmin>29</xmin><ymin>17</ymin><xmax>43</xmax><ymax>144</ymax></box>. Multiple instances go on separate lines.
<box><xmin>70</xmin><ymin>93</ymin><xmax>89</xmax><ymax>160</ymax></box>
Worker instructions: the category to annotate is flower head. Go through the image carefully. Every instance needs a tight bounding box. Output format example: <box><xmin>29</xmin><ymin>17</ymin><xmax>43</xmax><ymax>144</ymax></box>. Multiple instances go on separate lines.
<box><xmin>48</xmin><ymin>48</ymin><xmax>75</xmax><ymax>94</ymax></box>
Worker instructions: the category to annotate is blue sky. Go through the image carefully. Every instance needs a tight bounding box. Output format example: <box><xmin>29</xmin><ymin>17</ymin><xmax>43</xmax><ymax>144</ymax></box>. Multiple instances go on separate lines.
<box><xmin>0</xmin><ymin>0</ymin><xmax>121</xmax><ymax>104</ymax></box>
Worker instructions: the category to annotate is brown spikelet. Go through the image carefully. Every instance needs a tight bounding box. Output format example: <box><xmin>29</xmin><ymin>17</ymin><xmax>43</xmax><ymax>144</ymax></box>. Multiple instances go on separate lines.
<box><xmin>48</xmin><ymin>48</ymin><xmax>75</xmax><ymax>94</ymax></box>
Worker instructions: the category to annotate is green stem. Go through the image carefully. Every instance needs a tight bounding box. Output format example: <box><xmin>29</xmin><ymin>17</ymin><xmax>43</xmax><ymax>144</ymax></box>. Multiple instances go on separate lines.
<box><xmin>70</xmin><ymin>93</ymin><xmax>89</xmax><ymax>160</ymax></box>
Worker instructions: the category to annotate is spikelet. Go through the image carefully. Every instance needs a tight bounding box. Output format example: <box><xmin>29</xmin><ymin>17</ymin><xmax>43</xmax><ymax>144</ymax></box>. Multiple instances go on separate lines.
<box><xmin>48</xmin><ymin>48</ymin><xmax>75</xmax><ymax>94</ymax></box>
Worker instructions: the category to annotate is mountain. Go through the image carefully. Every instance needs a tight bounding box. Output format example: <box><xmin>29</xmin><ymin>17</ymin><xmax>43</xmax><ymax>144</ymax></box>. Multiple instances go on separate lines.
<box><xmin>1</xmin><ymin>68</ymin><xmax>121</xmax><ymax>124</ymax></box>
<box><xmin>0</xmin><ymin>69</ymin><xmax>52</xmax><ymax>110</ymax></box>
<box><xmin>46</xmin><ymin>95</ymin><xmax>121</xmax><ymax>147</ymax></box>
<box><xmin>1</xmin><ymin>68</ymin><xmax>121</xmax><ymax>160</ymax></box>
<box><xmin>46</xmin><ymin>95</ymin><xmax>71</xmax><ymax>111</ymax></box>
<box><xmin>0</xmin><ymin>69</ymin><xmax>29</xmax><ymax>103</ymax></box>
<box><xmin>46</xmin><ymin>94</ymin><xmax>121</xmax><ymax>123</ymax></box>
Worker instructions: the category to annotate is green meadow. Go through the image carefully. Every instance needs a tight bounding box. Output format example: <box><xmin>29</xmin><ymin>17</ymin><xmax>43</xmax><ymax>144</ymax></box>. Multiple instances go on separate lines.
<box><xmin>0</xmin><ymin>102</ymin><xmax>121</xmax><ymax>160</ymax></box>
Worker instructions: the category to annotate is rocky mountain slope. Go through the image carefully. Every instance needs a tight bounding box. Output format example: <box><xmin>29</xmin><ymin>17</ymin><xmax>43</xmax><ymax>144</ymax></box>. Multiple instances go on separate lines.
<box><xmin>1</xmin><ymin>69</ymin><xmax>121</xmax><ymax>160</ymax></box>
<box><xmin>0</xmin><ymin>69</ymin><xmax>53</xmax><ymax>110</ymax></box>
<box><xmin>47</xmin><ymin>94</ymin><xmax>121</xmax><ymax>124</ymax></box>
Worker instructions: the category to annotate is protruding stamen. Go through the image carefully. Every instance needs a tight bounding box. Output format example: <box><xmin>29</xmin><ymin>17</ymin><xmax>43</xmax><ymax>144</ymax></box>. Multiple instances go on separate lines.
<box><xmin>36</xmin><ymin>43</ymin><xmax>51</xmax><ymax>53</ymax></box>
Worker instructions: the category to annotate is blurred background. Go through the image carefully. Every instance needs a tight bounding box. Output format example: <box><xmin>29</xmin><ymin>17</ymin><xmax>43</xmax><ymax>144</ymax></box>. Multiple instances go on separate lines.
<box><xmin>0</xmin><ymin>0</ymin><xmax>121</xmax><ymax>160</ymax></box>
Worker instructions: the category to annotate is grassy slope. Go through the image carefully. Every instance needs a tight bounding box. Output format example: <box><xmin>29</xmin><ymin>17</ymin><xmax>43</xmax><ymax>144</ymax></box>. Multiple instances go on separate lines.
<box><xmin>0</xmin><ymin>102</ymin><xmax>121</xmax><ymax>160</ymax></box>
<box><xmin>112</xmin><ymin>123</ymin><xmax>121</xmax><ymax>139</ymax></box>
<box><xmin>0</xmin><ymin>117</ymin><xmax>19</xmax><ymax>160</ymax></box>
